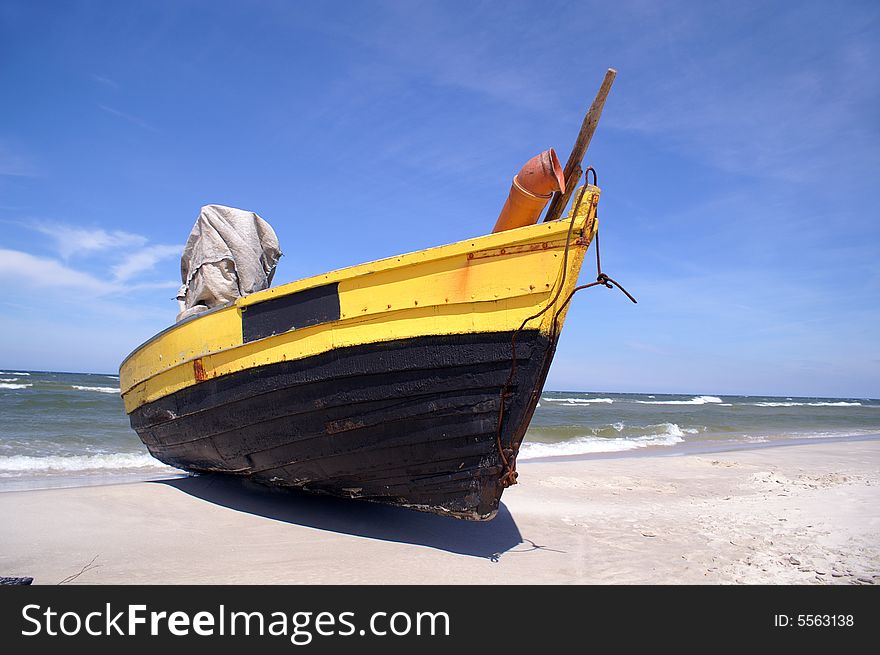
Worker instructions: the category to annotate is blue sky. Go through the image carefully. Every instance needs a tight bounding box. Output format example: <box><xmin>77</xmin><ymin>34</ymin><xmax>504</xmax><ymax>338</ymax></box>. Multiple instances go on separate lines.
<box><xmin>1</xmin><ymin>1</ymin><xmax>877</xmax><ymax>397</ymax></box>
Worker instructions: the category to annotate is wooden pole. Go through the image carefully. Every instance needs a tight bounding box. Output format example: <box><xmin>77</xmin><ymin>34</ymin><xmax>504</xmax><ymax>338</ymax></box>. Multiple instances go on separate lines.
<box><xmin>543</xmin><ymin>68</ymin><xmax>616</xmax><ymax>222</ymax></box>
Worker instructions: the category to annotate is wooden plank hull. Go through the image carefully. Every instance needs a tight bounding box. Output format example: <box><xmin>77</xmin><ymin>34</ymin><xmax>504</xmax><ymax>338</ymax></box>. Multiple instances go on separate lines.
<box><xmin>131</xmin><ymin>330</ymin><xmax>553</xmax><ymax>520</ymax></box>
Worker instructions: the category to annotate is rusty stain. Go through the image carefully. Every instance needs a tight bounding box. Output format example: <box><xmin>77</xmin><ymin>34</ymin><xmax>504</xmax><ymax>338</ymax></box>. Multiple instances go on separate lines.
<box><xmin>468</xmin><ymin>240</ymin><xmax>566</xmax><ymax>261</ymax></box>
<box><xmin>193</xmin><ymin>358</ymin><xmax>207</xmax><ymax>382</ymax></box>
<box><xmin>325</xmin><ymin>418</ymin><xmax>366</xmax><ymax>435</ymax></box>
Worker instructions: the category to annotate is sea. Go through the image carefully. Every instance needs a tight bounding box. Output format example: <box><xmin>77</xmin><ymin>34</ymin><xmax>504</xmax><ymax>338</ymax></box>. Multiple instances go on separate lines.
<box><xmin>1</xmin><ymin>370</ymin><xmax>878</xmax><ymax>491</ymax></box>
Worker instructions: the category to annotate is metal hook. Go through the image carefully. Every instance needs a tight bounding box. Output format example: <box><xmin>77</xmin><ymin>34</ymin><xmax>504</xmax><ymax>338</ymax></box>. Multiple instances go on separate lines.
<box><xmin>585</xmin><ymin>166</ymin><xmax>598</xmax><ymax>187</ymax></box>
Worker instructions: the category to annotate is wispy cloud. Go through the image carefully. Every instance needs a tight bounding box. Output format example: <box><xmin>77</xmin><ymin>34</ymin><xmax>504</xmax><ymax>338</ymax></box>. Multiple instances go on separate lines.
<box><xmin>90</xmin><ymin>73</ymin><xmax>119</xmax><ymax>89</ymax></box>
<box><xmin>21</xmin><ymin>222</ymin><xmax>181</xmax><ymax>291</ymax></box>
<box><xmin>112</xmin><ymin>244</ymin><xmax>181</xmax><ymax>282</ymax></box>
<box><xmin>0</xmin><ymin>142</ymin><xmax>38</xmax><ymax>177</ymax></box>
<box><xmin>0</xmin><ymin>248</ymin><xmax>114</xmax><ymax>296</ymax></box>
<box><xmin>34</xmin><ymin>224</ymin><xmax>147</xmax><ymax>260</ymax></box>
<box><xmin>0</xmin><ymin>247</ymin><xmax>178</xmax><ymax>299</ymax></box>
<box><xmin>98</xmin><ymin>104</ymin><xmax>159</xmax><ymax>133</ymax></box>
<box><xmin>310</xmin><ymin>0</ymin><xmax>568</xmax><ymax>114</ymax></box>
<box><xmin>603</xmin><ymin>3</ymin><xmax>880</xmax><ymax>184</ymax></box>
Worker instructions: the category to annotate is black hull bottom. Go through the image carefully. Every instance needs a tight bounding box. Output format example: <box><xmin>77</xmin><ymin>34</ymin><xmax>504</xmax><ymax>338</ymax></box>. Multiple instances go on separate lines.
<box><xmin>130</xmin><ymin>331</ymin><xmax>554</xmax><ymax>520</ymax></box>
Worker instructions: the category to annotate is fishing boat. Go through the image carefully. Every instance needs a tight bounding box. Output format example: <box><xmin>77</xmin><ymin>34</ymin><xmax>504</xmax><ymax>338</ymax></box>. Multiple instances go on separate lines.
<box><xmin>119</xmin><ymin>69</ymin><xmax>631</xmax><ymax>520</ymax></box>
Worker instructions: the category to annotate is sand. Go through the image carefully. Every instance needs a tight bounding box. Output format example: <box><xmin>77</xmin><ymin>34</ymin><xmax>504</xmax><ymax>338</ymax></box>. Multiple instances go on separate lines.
<box><xmin>1</xmin><ymin>440</ymin><xmax>877</xmax><ymax>585</ymax></box>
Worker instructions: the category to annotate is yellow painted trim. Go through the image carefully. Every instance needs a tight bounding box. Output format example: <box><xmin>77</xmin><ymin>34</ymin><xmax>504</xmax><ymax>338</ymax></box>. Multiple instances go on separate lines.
<box><xmin>120</xmin><ymin>186</ymin><xmax>600</xmax><ymax>412</ymax></box>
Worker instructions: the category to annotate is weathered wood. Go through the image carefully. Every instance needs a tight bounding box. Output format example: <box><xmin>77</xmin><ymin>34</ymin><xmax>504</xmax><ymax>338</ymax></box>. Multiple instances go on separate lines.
<box><xmin>543</xmin><ymin>68</ymin><xmax>616</xmax><ymax>222</ymax></box>
<box><xmin>131</xmin><ymin>331</ymin><xmax>554</xmax><ymax>521</ymax></box>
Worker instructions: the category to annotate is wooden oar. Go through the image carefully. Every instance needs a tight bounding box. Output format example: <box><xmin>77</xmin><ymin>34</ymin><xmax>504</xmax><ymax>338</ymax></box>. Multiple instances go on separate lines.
<box><xmin>543</xmin><ymin>68</ymin><xmax>616</xmax><ymax>223</ymax></box>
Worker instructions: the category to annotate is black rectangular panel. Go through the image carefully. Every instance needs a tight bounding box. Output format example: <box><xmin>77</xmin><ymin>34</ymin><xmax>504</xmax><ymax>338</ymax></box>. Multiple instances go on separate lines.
<box><xmin>242</xmin><ymin>282</ymin><xmax>340</xmax><ymax>343</ymax></box>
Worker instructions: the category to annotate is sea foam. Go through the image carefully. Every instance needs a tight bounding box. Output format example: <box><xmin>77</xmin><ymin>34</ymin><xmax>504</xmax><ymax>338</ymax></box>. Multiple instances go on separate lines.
<box><xmin>0</xmin><ymin>453</ymin><xmax>175</xmax><ymax>474</ymax></box>
<box><xmin>0</xmin><ymin>383</ymin><xmax>32</xmax><ymax>390</ymax></box>
<box><xmin>635</xmin><ymin>395</ymin><xmax>723</xmax><ymax>405</ymax></box>
<box><xmin>807</xmin><ymin>402</ymin><xmax>863</xmax><ymax>407</ymax></box>
<box><xmin>541</xmin><ymin>397</ymin><xmax>614</xmax><ymax>404</ymax></box>
<box><xmin>71</xmin><ymin>385</ymin><xmax>120</xmax><ymax>394</ymax></box>
<box><xmin>751</xmin><ymin>401</ymin><xmax>863</xmax><ymax>408</ymax></box>
<box><xmin>519</xmin><ymin>422</ymin><xmax>690</xmax><ymax>459</ymax></box>
<box><xmin>752</xmin><ymin>401</ymin><xmax>804</xmax><ymax>407</ymax></box>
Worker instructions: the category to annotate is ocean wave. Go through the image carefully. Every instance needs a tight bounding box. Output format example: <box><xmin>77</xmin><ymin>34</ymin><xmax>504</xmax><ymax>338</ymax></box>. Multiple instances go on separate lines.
<box><xmin>752</xmin><ymin>402</ymin><xmax>803</xmax><ymax>407</ymax></box>
<box><xmin>751</xmin><ymin>401</ymin><xmax>863</xmax><ymax>408</ymax></box>
<box><xmin>635</xmin><ymin>395</ymin><xmax>723</xmax><ymax>405</ymax></box>
<box><xmin>541</xmin><ymin>397</ymin><xmax>614</xmax><ymax>404</ymax></box>
<box><xmin>0</xmin><ymin>378</ymin><xmax>20</xmax><ymax>382</ymax></box>
<box><xmin>71</xmin><ymin>385</ymin><xmax>120</xmax><ymax>394</ymax></box>
<box><xmin>808</xmin><ymin>402</ymin><xmax>863</xmax><ymax>407</ymax></box>
<box><xmin>0</xmin><ymin>453</ymin><xmax>176</xmax><ymax>474</ymax></box>
<box><xmin>519</xmin><ymin>422</ymin><xmax>689</xmax><ymax>459</ymax></box>
<box><xmin>0</xmin><ymin>383</ymin><xmax>32</xmax><ymax>390</ymax></box>
<box><xmin>0</xmin><ymin>371</ymin><xmax>30</xmax><ymax>376</ymax></box>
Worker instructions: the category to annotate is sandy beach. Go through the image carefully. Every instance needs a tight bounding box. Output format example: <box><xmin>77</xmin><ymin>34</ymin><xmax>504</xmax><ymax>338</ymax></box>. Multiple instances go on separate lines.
<box><xmin>1</xmin><ymin>439</ymin><xmax>877</xmax><ymax>585</ymax></box>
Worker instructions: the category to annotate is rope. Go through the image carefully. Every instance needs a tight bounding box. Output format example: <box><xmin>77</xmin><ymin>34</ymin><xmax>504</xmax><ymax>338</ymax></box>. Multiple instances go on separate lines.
<box><xmin>494</xmin><ymin>170</ymin><xmax>637</xmax><ymax>488</ymax></box>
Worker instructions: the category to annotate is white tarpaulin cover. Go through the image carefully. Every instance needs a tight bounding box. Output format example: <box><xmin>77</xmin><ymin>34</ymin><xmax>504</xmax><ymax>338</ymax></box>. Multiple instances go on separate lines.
<box><xmin>176</xmin><ymin>205</ymin><xmax>282</xmax><ymax>321</ymax></box>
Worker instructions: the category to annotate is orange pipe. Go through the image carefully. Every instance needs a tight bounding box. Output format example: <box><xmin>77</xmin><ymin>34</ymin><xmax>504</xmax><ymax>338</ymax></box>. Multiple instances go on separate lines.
<box><xmin>492</xmin><ymin>149</ymin><xmax>565</xmax><ymax>233</ymax></box>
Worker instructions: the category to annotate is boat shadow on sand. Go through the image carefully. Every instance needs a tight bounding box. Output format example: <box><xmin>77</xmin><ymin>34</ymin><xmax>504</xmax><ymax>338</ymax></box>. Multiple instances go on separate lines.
<box><xmin>155</xmin><ymin>474</ymin><xmax>524</xmax><ymax>560</ymax></box>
